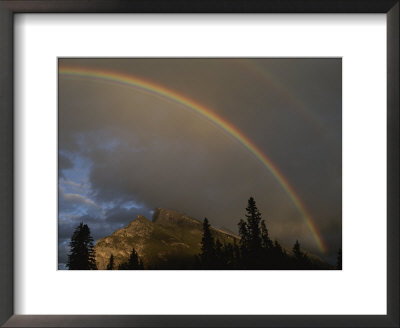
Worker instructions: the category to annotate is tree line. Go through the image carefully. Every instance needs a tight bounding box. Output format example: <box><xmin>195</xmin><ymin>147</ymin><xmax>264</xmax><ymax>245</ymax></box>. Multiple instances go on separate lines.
<box><xmin>65</xmin><ymin>197</ymin><xmax>341</xmax><ymax>270</ymax></box>
<box><xmin>197</xmin><ymin>197</ymin><xmax>341</xmax><ymax>270</ymax></box>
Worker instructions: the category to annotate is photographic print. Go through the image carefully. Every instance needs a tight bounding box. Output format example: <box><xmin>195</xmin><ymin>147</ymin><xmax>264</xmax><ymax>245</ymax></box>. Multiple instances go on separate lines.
<box><xmin>58</xmin><ymin>58</ymin><xmax>342</xmax><ymax>270</ymax></box>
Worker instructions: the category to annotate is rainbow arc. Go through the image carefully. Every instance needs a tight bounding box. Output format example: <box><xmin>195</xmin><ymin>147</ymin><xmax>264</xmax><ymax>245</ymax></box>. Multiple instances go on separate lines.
<box><xmin>59</xmin><ymin>65</ymin><xmax>327</xmax><ymax>252</ymax></box>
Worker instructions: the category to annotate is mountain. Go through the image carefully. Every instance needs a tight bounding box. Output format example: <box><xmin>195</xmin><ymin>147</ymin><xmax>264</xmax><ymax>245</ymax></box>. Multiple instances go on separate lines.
<box><xmin>94</xmin><ymin>208</ymin><xmax>239</xmax><ymax>269</ymax></box>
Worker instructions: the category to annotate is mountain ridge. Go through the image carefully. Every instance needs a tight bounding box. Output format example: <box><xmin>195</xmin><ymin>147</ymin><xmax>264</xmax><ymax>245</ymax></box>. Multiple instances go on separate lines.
<box><xmin>94</xmin><ymin>207</ymin><xmax>332</xmax><ymax>269</ymax></box>
<box><xmin>94</xmin><ymin>208</ymin><xmax>239</xmax><ymax>269</ymax></box>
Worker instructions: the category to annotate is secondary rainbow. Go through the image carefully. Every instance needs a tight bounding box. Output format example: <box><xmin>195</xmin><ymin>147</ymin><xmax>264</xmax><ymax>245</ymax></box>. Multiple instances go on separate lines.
<box><xmin>241</xmin><ymin>60</ymin><xmax>327</xmax><ymax>135</ymax></box>
<box><xmin>59</xmin><ymin>65</ymin><xmax>328</xmax><ymax>253</ymax></box>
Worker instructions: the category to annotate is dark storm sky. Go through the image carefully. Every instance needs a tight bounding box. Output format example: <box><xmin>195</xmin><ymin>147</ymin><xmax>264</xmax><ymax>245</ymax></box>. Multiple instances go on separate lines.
<box><xmin>58</xmin><ymin>58</ymin><xmax>341</xmax><ymax>268</ymax></box>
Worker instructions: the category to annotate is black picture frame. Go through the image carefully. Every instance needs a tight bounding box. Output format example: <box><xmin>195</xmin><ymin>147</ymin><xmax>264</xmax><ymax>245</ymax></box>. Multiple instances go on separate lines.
<box><xmin>0</xmin><ymin>1</ymin><xmax>398</xmax><ymax>327</ymax></box>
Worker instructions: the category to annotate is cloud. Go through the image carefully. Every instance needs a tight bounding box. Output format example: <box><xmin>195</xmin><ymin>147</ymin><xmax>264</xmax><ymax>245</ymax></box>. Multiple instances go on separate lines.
<box><xmin>59</xmin><ymin>186</ymin><xmax>104</xmax><ymax>218</ymax></box>
<box><xmin>59</xmin><ymin>152</ymin><xmax>73</xmax><ymax>178</ymax></box>
<box><xmin>104</xmin><ymin>205</ymin><xmax>150</xmax><ymax>225</ymax></box>
<box><xmin>59</xmin><ymin>177</ymin><xmax>88</xmax><ymax>194</ymax></box>
<box><xmin>58</xmin><ymin>58</ymin><xmax>342</xmax><ymax>262</ymax></box>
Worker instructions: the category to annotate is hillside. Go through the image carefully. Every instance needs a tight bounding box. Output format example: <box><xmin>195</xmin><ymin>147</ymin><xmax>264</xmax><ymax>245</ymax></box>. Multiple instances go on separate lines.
<box><xmin>94</xmin><ymin>208</ymin><xmax>239</xmax><ymax>269</ymax></box>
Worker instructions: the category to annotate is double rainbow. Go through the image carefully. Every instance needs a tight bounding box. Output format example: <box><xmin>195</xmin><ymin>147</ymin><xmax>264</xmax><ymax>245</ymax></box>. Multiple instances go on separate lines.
<box><xmin>59</xmin><ymin>65</ymin><xmax>327</xmax><ymax>253</ymax></box>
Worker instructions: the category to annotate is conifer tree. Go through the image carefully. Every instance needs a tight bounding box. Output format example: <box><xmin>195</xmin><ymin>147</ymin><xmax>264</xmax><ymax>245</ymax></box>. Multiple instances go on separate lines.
<box><xmin>118</xmin><ymin>247</ymin><xmax>144</xmax><ymax>270</ymax></box>
<box><xmin>127</xmin><ymin>247</ymin><xmax>144</xmax><ymax>269</ymax></box>
<box><xmin>270</xmin><ymin>239</ymin><xmax>285</xmax><ymax>268</ymax></box>
<box><xmin>106</xmin><ymin>254</ymin><xmax>114</xmax><ymax>270</ymax></box>
<box><xmin>260</xmin><ymin>220</ymin><xmax>273</xmax><ymax>249</ymax></box>
<box><xmin>67</xmin><ymin>222</ymin><xmax>97</xmax><ymax>270</ymax></box>
<box><xmin>245</xmin><ymin>197</ymin><xmax>263</xmax><ymax>253</ymax></box>
<box><xmin>238</xmin><ymin>197</ymin><xmax>265</xmax><ymax>268</ymax></box>
<box><xmin>336</xmin><ymin>248</ymin><xmax>342</xmax><ymax>270</ymax></box>
<box><xmin>200</xmin><ymin>218</ymin><xmax>215</xmax><ymax>268</ymax></box>
<box><xmin>238</xmin><ymin>218</ymin><xmax>249</xmax><ymax>252</ymax></box>
<box><xmin>292</xmin><ymin>240</ymin><xmax>311</xmax><ymax>269</ymax></box>
<box><xmin>222</xmin><ymin>242</ymin><xmax>234</xmax><ymax>268</ymax></box>
<box><xmin>292</xmin><ymin>240</ymin><xmax>302</xmax><ymax>260</ymax></box>
<box><xmin>214</xmin><ymin>239</ymin><xmax>223</xmax><ymax>268</ymax></box>
<box><xmin>232</xmin><ymin>238</ymin><xmax>241</xmax><ymax>268</ymax></box>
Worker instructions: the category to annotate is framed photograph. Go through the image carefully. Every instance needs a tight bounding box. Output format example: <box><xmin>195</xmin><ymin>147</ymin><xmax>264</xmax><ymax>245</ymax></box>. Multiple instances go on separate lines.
<box><xmin>0</xmin><ymin>1</ymin><xmax>398</xmax><ymax>327</ymax></box>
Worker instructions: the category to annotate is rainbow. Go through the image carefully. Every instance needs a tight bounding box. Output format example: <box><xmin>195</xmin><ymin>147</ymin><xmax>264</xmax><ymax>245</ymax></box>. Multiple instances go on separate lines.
<box><xmin>239</xmin><ymin>59</ymin><xmax>330</xmax><ymax>140</ymax></box>
<box><xmin>59</xmin><ymin>65</ymin><xmax>327</xmax><ymax>253</ymax></box>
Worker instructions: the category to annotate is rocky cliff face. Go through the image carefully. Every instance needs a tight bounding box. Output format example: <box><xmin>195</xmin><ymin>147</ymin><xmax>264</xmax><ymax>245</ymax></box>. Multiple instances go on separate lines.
<box><xmin>94</xmin><ymin>208</ymin><xmax>239</xmax><ymax>269</ymax></box>
<box><xmin>94</xmin><ymin>215</ymin><xmax>154</xmax><ymax>270</ymax></box>
<box><xmin>152</xmin><ymin>208</ymin><xmax>202</xmax><ymax>229</ymax></box>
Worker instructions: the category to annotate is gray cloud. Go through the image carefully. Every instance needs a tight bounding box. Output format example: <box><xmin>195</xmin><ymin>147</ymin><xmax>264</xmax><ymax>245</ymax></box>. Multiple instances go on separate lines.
<box><xmin>59</xmin><ymin>186</ymin><xmax>103</xmax><ymax>218</ymax></box>
<box><xmin>58</xmin><ymin>152</ymin><xmax>73</xmax><ymax>178</ymax></box>
<box><xmin>58</xmin><ymin>58</ymin><xmax>342</xmax><ymax>262</ymax></box>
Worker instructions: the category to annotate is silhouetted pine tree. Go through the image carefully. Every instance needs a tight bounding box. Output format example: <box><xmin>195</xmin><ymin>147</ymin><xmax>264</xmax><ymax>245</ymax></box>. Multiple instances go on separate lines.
<box><xmin>200</xmin><ymin>218</ymin><xmax>215</xmax><ymax>268</ymax></box>
<box><xmin>336</xmin><ymin>248</ymin><xmax>342</xmax><ymax>270</ymax></box>
<box><xmin>232</xmin><ymin>239</ymin><xmax>241</xmax><ymax>268</ymax></box>
<box><xmin>118</xmin><ymin>248</ymin><xmax>144</xmax><ymax>270</ymax></box>
<box><xmin>267</xmin><ymin>239</ymin><xmax>285</xmax><ymax>269</ymax></box>
<box><xmin>214</xmin><ymin>239</ymin><xmax>223</xmax><ymax>268</ymax></box>
<box><xmin>106</xmin><ymin>254</ymin><xmax>114</xmax><ymax>270</ymax></box>
<box><xmin>238</xmin><ymin>197</ymin><xmax>265</xmax><ymax>268</ymax></box>
<box><xmin>222</xmin><ymin>242</ymin><xmax>234</xmax><ymax>268</ymax></box>
<box><xmin>292</xmin><ymin>240</ymin><xmax>302</xmax><ymax>260</ymax></box>
<box><xmin>292</xmin><ymin>240</ymin><xmax>312</xmax><ymax>269</ymax></box>
<box><xmin>67</xmin><ymin>222</ymin><xmax>97</xmax><ymax>270</ymax></box>
<box><xmin>246</xmin><ymin>197</ymin><xmax>263</xmax><ymax>253</ymax></box>
<box><xmin>260</xmin><ymin>220</ymin><xmax>273</xmax><ymax>249</ymax></box>
<box><xmin>238</xmin><ymin>218</ymin><xmax>249</xmax><ymax>250</ymax></box>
